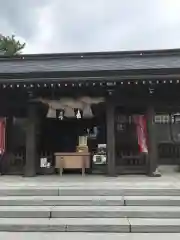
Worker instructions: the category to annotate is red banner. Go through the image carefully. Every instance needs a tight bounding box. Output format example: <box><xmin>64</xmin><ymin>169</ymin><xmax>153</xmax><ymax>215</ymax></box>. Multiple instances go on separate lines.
<box><xmin>133</xmin><ymin>115</ymin><xmax>148</xmax><ymax>153</ymax></box>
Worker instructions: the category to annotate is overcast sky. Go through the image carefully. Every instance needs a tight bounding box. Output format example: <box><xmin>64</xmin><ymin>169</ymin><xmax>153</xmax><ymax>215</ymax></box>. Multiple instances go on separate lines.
<box><xmin>0</xmin><ymin>0</ymin><xmax>180</xmax><ymax>54</ymax></box>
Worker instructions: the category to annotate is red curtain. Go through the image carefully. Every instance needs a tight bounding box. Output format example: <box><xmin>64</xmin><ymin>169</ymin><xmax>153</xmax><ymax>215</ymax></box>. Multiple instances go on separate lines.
<box><xmin>133</xmin><ymin>115</ymin><xmax>148</xmax><ymax>153</ymax></box>
<box><xmin>0</xmin><ymin>118</ymin><xmax>6</xmax><ymax>154</ymax></box>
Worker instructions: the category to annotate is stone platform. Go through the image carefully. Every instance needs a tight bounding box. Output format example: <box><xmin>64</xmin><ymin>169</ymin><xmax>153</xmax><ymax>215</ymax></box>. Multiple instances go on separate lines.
<box><xmin>0</xmin><ymin>167</ymin><xmax>180</xmax><ymax>233</ymax></box>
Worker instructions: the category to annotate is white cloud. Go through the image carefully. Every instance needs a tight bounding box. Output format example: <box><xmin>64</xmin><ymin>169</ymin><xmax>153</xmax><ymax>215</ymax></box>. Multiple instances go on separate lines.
<box><xmin>1</xmin><ymin>0</ymin><xmax>180</xmax><ymax>53</ymax></box>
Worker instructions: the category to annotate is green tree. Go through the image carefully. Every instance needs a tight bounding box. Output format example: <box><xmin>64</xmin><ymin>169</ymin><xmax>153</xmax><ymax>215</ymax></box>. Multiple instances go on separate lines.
<box><xmin>0</xmin><ymin>34</ymin><xmax>25</xmax><ymax>56</ymax></box>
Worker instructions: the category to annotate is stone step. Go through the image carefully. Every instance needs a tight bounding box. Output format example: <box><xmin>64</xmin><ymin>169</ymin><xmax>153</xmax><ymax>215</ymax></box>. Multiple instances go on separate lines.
<box><xmin>1</xmin><ymin>232</ymin><xmax>180</xmax><ymax>239</ymax></box>
<box><xmin>0</xmin><ymin>187</ymin><xmax>58</xmax><ymax>196</ymax></box>
<box><xmin>0</xmin><ymin>218</ymin><xmax>129</xmax><ymax>232</ymax></box>
<box><xmin>51</xmin><ymin>206</ymin><xmax>180</xmax><ymax>218</ymax></box>
<box><xmin>2</xmin><ymin>206</ymin><xmax>180</xmax><ymax>218</ymax></box>
<box><xmin>1</xmin><ymin>196</ymin><xmax>180</xmax><ymax>206</ymax></box>
<box><xmin>129</xmin><ymin>218</ymin><xmax>180</xmax><ymax>233</ymax></box>
<box><xmin>1</xmin><ymin>233</ymin><xmax>180</xmax><ymax>240</ymax></box>
<box><xmin>0</xmin><ymin>206</ymin><xmax>51</xmax><ymax>218</ymax></box>
<box><xmin>124</xmin><ymin>196</ymin><xmax>180</xmax><ymax>206</ymax></box>
<box><xmin>58</xmin><ymin>188</ymin><xmax>180</xmax><ymax>196</ymax></box>
<box><xmin>1</xmin><ymin>187</ymin><xmax>180</xmax><ymax>196</ymax></box>
<box><xmin>0</xmin><ymin>218</ymin><xmax>179</xmax><ymax>233</ymax></box>
<box><xmin>0</xmin><ymin>196</ymin><xmax>124</xmax><ymax>206</ymax></box>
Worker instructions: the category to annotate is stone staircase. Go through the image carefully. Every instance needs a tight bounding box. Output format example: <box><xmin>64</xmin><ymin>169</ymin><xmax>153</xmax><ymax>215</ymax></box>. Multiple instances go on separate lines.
<box><xmin>0</xmin><ymin>187</ymin><xmax>180</xmax><ymax>233</ymax></box>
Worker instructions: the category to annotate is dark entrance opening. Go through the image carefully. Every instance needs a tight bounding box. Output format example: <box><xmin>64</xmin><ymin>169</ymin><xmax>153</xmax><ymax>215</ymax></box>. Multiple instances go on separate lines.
<box><xmin>38</xmin><ymin>104</ymin><xmax>106</xmax><ymax>175</ymax></box>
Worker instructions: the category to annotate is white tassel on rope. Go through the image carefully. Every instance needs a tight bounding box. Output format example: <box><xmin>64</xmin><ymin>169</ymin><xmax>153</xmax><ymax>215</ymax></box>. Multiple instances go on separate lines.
<box><xmin>76</xmin><ymin>109</ymin><xmax>81</xmax><ymax>119</ymax></box>
<box><xmin>58</xmin><ymin>110</ymin><xmax>64</xmax><ymax>120</ymax></box>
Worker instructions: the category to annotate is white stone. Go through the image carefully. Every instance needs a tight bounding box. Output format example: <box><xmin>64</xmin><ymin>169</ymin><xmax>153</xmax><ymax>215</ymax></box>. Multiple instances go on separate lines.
<box><xmin>0</xmin><ymin>187</ymin><xmax>59</xmax><ymax>196</ymax></box>
<box><xmin>0</xmin><ymin>218</ymin><xmax>130</xmax><ymax>232</ymax></box>
<box><xmin>51</xmin><ymin>206</ymin><xmax>180</xmax><ymax>218</ymax></box>
<box><xmin>125</xmin><ymin>196</ymin><xmax>180</xmax><ymax>206</ymax></box>
<box><xmin>130</xmin><ymin>218</ymin><xmax>180</xmax><ymax>233</ymax></box>
<box><xmin>0</xmin><ymin>233</ymin><xmax>180</xmax><ymax>240</ymax></box>
<box><xmin>0</xmin><ymin>206</ymin><xmax>51</xmax><ymax>218</ymax></box>
<box><xmin>0</xmin><ymin>196</ymin><xmax>124</xmax><ymax>206</ymax></box>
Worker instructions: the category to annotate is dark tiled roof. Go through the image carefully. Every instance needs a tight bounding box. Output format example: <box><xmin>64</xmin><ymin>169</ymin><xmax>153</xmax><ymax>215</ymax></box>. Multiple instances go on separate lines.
<box><xmin>0</xmin><ymin>49</ymin><xmax>180</xmax><ymax>74</ymax></box>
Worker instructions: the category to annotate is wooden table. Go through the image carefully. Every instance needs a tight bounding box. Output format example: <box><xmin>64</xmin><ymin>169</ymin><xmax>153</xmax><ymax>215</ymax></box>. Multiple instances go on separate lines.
<box><xmin>54</xmin><ymin>152</ymin><xmax>91</xmax><ymax>176</ymax></box>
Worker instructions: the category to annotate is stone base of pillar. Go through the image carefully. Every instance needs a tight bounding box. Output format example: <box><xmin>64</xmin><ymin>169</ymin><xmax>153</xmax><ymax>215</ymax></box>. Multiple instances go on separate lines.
<box><xmin>106</xmin><ymin>173</ymin><xmax>118</xmax><ymax>177</ymax></box>
<box><xmin>23</xmin><ymin>171</ymin><xmax>36</xmax><ymax>177</ymax></box>
<box><xmin>148</xmin><ymin>168</ymin><xmax>161</xmax><ymax>177</ymax></box>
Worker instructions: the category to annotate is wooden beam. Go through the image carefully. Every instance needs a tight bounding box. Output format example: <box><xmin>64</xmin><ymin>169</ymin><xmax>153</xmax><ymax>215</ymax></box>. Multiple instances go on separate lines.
<box><xmin>146</xmin><ymin>106</ymin><xmax>161</xmax><ymax>177</ymax></box>
<box><xmin>24</xmin><ymin>103</ymin><xmax>38</xmax><ymax>177</ymax></box>
<box><xmin>106</xmin><ymin>97</ymin><xmax>116</xmax><ymax>176</ymax></box>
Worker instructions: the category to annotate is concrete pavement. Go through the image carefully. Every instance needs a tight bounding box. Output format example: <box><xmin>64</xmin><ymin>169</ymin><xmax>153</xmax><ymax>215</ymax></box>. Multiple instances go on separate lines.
<box><xmin>0</xmin><ymin>233</ymin><xmax>180</xmax><ymax>240</ymax></box>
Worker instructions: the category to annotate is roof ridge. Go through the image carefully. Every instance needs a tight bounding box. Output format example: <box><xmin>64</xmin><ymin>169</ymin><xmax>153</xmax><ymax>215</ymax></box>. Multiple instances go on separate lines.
<box><xmin>0</xmin><ymin>48</ymin><xmax>180</xmax><ymax>61</ymax></box>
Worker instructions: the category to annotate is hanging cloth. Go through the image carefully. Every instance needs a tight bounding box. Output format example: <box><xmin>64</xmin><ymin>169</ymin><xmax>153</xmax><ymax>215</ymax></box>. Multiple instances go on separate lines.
<box><xmin>133</xmin><ymin>115</ymin><xmax>148</xmax><ymax>153</ymax></box>
<box><xmin>0</xmin><ymin>118</ymin><xmax>6</xmax><ymax>154</ymax></box>
<box><xmin>47</xmin><ymin>107</ymin><xmax>56</xmax><ymax>118</ymax></box>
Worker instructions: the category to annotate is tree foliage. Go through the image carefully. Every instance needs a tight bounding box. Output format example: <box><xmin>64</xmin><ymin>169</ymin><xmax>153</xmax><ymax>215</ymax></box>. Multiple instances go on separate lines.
<box><xmin>0</xmin><ymin>34</ymin><xmax>25</xmax><ymax>56</ymax></box>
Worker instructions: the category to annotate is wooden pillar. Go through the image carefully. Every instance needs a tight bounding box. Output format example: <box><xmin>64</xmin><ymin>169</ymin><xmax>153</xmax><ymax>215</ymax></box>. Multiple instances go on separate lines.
<box><xmin>106</xmin><ymin>97</ymin><xmax>116</xmax><ymax>176</ymax></box>
<box><xmin>24</xmin><ymin>103</ymin><xmax>38</xmax><ymax>177</ymax></box>
<box><xmin>146</xmin><ymin>106</ymin><xmax>161</xmax><ymax>177</ymax></box>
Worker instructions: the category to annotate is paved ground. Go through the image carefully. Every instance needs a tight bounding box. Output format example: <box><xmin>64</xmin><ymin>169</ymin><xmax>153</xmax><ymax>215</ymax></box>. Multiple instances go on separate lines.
<box><xmin>0</xmin><ymin>233</ymin><xmax>180</xmax><ymax>239</ymax></box>
<box><xmin>0</xmin><ymin>166</ymin><xmax>179</xmax><ymax>189</ymax></box>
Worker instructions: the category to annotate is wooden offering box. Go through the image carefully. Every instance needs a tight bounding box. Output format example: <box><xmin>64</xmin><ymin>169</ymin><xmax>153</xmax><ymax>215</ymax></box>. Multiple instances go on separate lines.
<box><xmin>55</xmin><ymin>152</ymin><xmax>90</xmax><ymax>176</ymax></box>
